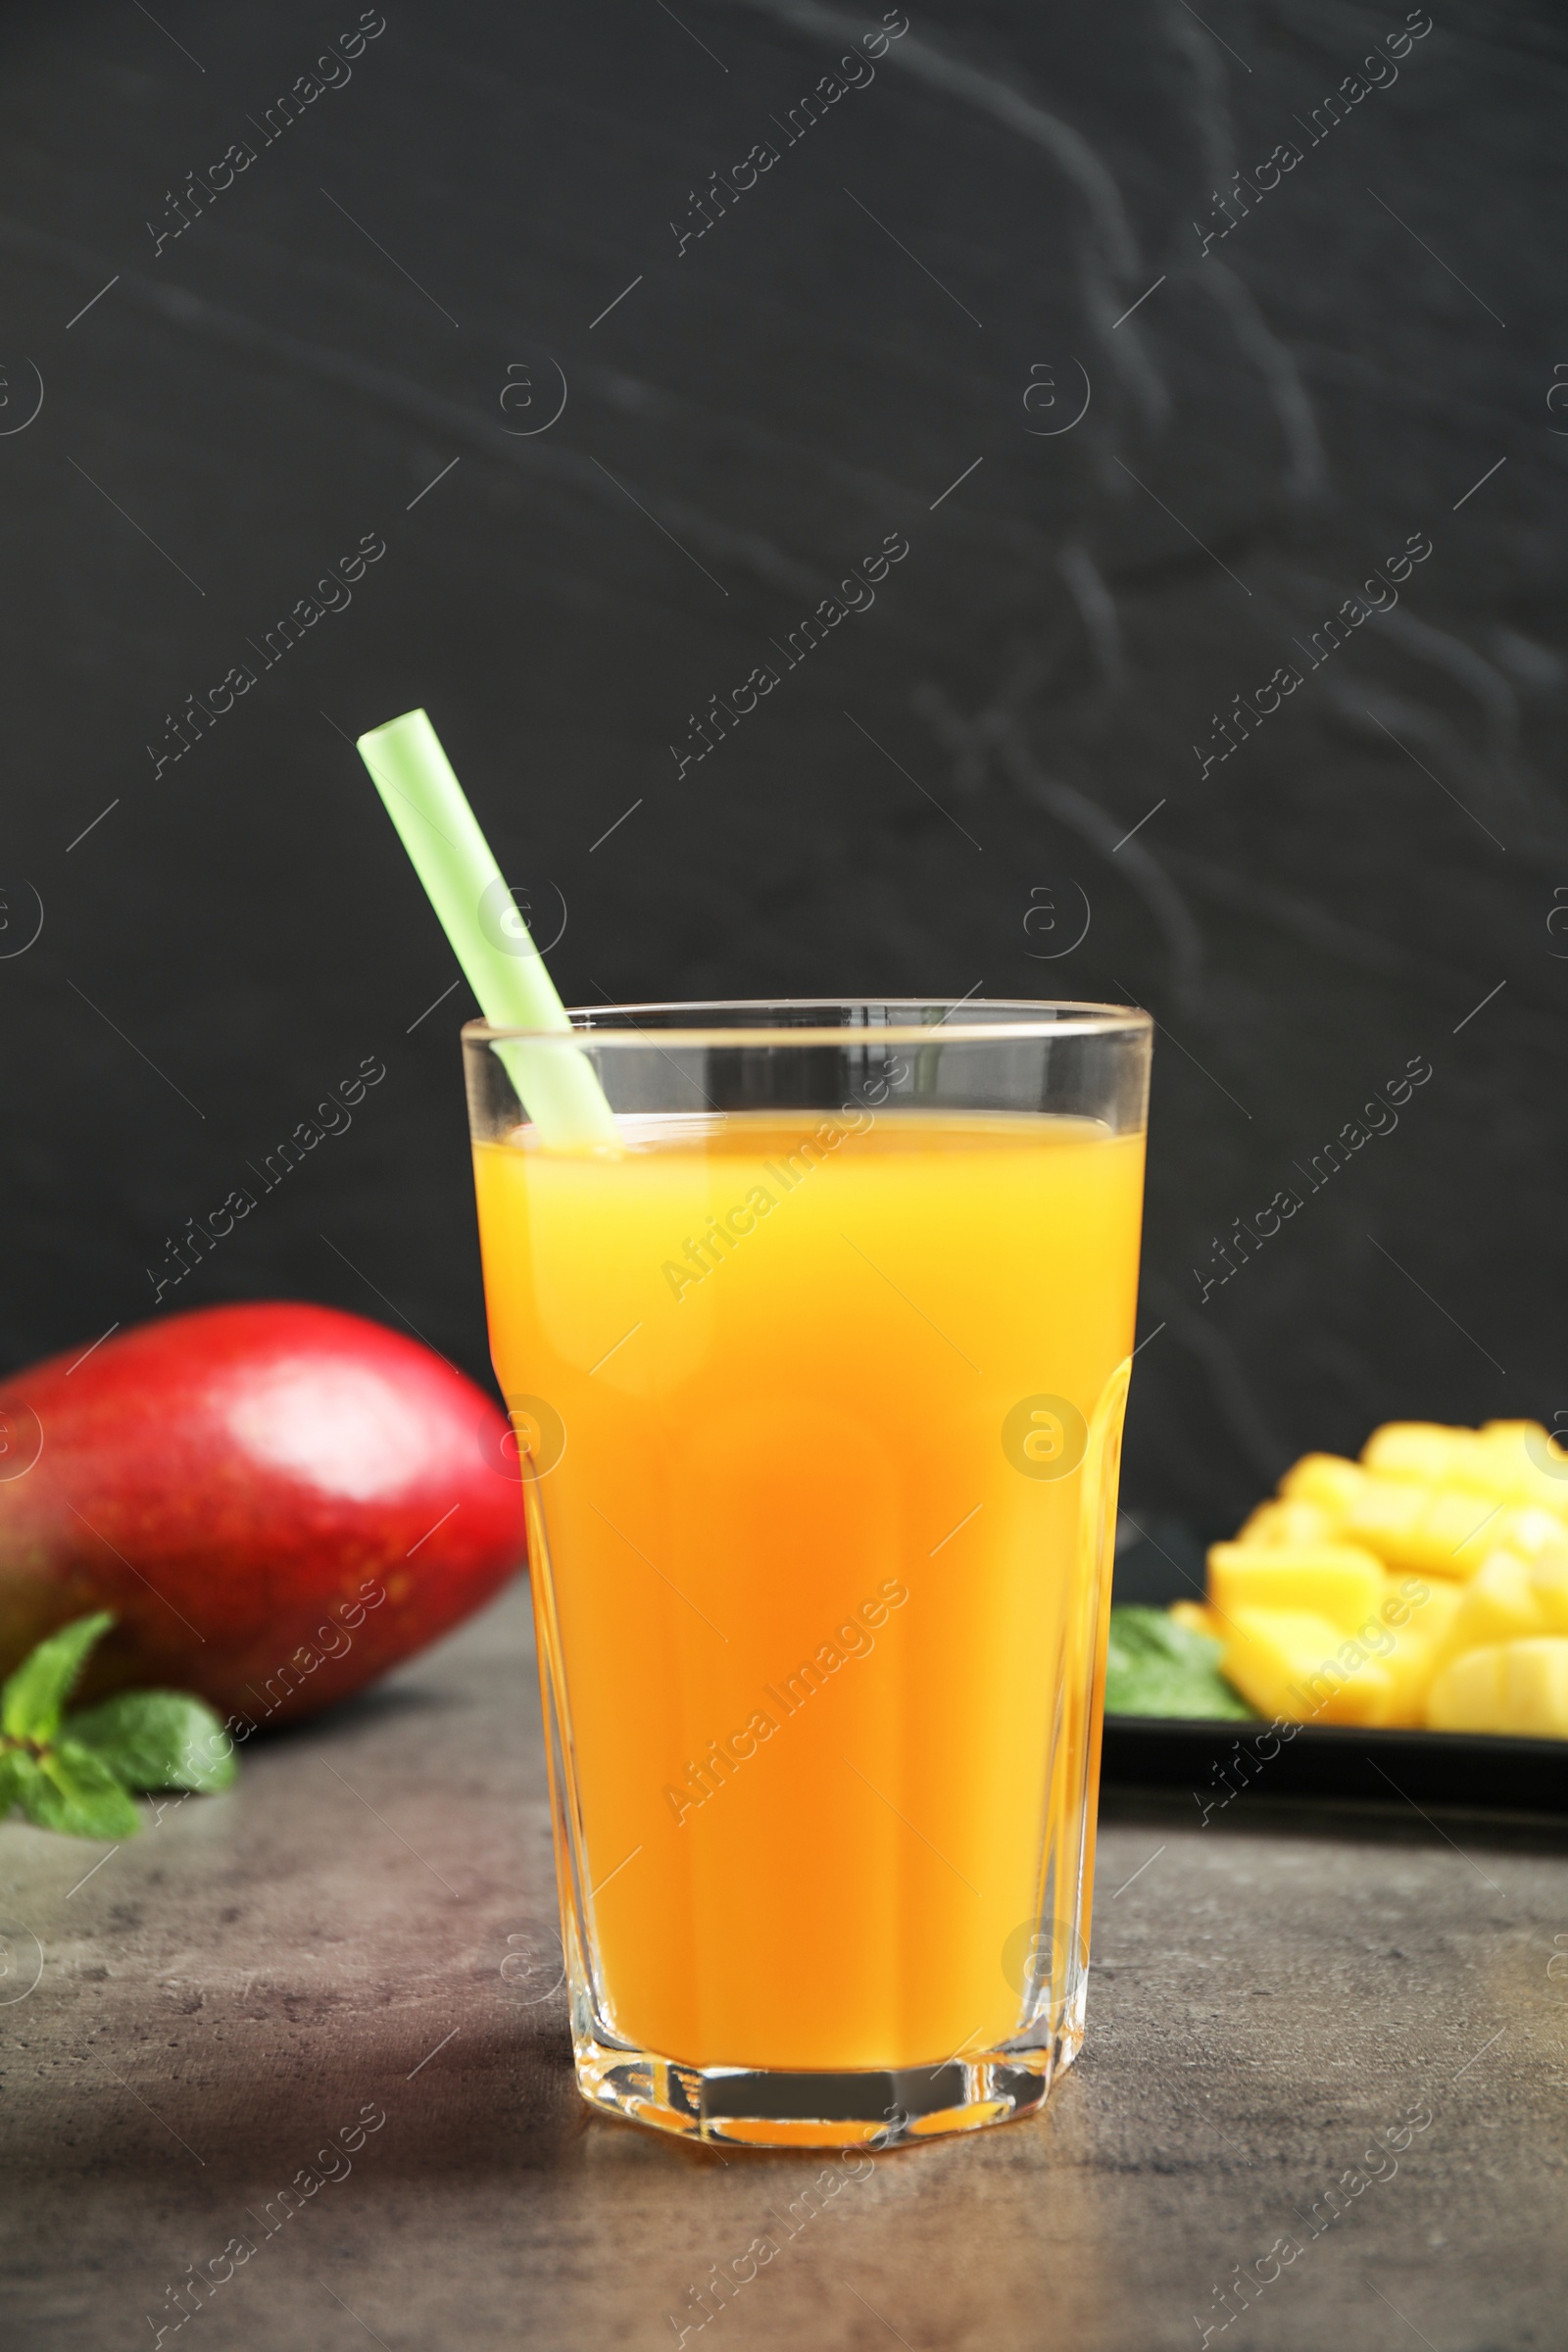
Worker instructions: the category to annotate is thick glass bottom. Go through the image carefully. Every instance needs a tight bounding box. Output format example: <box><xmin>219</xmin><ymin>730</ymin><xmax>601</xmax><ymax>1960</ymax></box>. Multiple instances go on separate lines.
<box><xmin>571</xmin><ymin>2008</ymin><xmax>1080</xmax><ymax>2148</ymax></box>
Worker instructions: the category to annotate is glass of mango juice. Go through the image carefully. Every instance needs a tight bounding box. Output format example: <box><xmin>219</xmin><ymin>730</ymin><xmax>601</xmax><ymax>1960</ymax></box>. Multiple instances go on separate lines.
<box><xmin>464</xmin><ymin>1001</ymin><xmax>1152</xmax><ymax>2148</ymax></box>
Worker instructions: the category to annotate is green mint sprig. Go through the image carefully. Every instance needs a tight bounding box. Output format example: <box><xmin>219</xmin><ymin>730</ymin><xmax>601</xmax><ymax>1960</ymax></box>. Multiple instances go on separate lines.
<box><xmin>0</xmin><ymin>1612</ymin><xmax>236</xmax><ymax>1839</ymax></box>
<box><xmin>1104</xmin><ymin>1604</ymin><xmax>1255</xmax><ymax>1721</ymax></box>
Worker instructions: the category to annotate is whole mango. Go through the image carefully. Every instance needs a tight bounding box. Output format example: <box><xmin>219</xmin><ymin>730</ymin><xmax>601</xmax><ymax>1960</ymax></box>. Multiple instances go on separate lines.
<box><xmin>0</xmin><ymin>1302</ymin><xmax>525</xmax><ymax>1728</ymax></box>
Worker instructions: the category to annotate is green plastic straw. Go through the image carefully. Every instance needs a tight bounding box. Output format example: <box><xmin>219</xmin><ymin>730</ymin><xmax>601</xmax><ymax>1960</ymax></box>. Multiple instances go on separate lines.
<box><xmin>357</xmin><ymin>709</ymin><xmax>620</xmax><ymax>1150</ymax></box>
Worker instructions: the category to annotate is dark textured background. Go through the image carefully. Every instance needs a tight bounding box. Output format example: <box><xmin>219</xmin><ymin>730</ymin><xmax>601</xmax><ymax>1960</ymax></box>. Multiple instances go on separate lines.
<box><xmin>3</xmin><ymin>0</ymin><xmax>1564</xmax><ymax>1525</ymax></box>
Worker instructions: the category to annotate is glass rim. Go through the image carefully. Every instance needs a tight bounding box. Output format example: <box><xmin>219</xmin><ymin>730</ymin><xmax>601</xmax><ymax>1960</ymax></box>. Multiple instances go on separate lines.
<box><xmin>462</xmin><ymin>996</ymin><xmax>1152</xmax><ymax>1050</ymax></box>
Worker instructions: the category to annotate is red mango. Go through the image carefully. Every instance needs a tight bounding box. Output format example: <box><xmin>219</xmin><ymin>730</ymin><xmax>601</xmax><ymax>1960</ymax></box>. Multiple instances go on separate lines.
<box><xmin>0</xmin><ymin>1301</ymin><xmax>525</xmax><ymax>1727</ymax></box>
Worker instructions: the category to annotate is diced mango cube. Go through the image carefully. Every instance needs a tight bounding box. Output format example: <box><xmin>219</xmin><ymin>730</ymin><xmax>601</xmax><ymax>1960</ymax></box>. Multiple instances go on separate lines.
<box><xmin>1477</xmin><ymin>1422</ymin><xmax>1568</xmax><ymax>1509</ymax></box>
<box><xmin>1427</xmin><ymin>1643</ymin><xmax>1509</xmax><ymax>1733</ymax></box>
<box><xmin>1222</xmin><ymin>1607</ymin><xmax>1395</xmax><ymax>1726</ymax></box>
<box><xmin>1480</xmin><ymin>1419</ymin><xmax>1550</xmax><ymax>1453</ymax></box>
<box><xmin>1362</xmin><ymin>1422</ymin><xmax>1474</xmax><ymax>1487</ymax></box>
<box><xmin>1399</xmin><ymin>1578</ymin><xmax>1461</xmax><ymax>1649</ymax></box>
<box><xmin>1424</xmin><ymin>1488</ymin><xmax>1531</xmax><ymax>1576</ymax></box>
<box><xmin>1427</xmin><ymin>1638</ymin><xmax>1568</xmax><ymax>1738</ymax></box>
<box><xmin>1234</xmin><ymin>1497</ymin><xmax>1342</xmax><ymax>1548</ymax></box>
<box><xmin>1532</xmin><ymin>1556</ymin><xmax>1568</xmax><ymax>1636</ymax></box>
<box><xmin>1169</xmin><ymin>1599</ymin><xmax>1223</xmax><ymax>1642</ymax></box>
<box><xmin>1345</xmin><ymin>1474</ymin><xmax>1426</xmax><ymax>1558</ymax></box>
<box><xmin>1502</xmin><ymin>1639</ymin><xmax>1568</xmax><ymax>1737</ymax></box>
<box><xmin>1362</xmin><ymin>1420</ymin><xmax>1568</xmax><ymax>1510</ymax></box>
<box><xmin>1440</xmin><ymin>1501</ymin><xmax>1568</xmax><ymax>1579</ymax></box>
<box><xmin>1280</xmin><ymin>1453</ymin><xmax>1366</xmax><ymax>1515</ymax></box>
<box><xmin>1372</xmin><ymin>1581</ymin><xmax>1461</xmax><ymax>1725</ymax></box>
<box><xmin>1207</xmin><ymin>1542</ymin><xmax>1387</xmax><ymax>1633</ymax></box>
<box><xmin>1379</xmin><ymin>1628</ymin><xmax>1435</xmax><ymax>1728</ymax></box>
<box><xmin>1344</xmin><ymin>1480</ymin><xmax>1528</xmax><ymax>1580</ymax></box>
<box><xmin>1437</xmin><ymin>1550</ymin><xmax>1547</xmax><ymax>1663</ymax></box>
<box><xmin>1498</xmin><ymin>1506</ymin><xmax>1568</xmax><ymax>1566</ymax></box>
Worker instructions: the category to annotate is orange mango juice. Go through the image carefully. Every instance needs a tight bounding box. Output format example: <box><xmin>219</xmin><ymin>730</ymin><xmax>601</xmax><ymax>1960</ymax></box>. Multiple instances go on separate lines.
<box><xmin>473</xmin><ymin>1107</ymin><xmax>1144</xmax><ymax>2072</ymax></box>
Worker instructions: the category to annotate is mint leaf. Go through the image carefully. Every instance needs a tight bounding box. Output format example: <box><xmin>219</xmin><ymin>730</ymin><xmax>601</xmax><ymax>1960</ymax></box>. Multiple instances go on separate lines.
<box><xmin>17</xmin><ymin>1740</ymin><xmax>142</xmax><ymax>1840</ymax></box>
<box><xmin>69</xmin><ymin>1692</ymin><xmax>236</xmax><ymax>1793</ymax></box>
<box><xmin>1</xmin><ymin>1612</ymin><xmax>115</xmax><ymax>1743</ymax></box>
<box><xmin>0</xmin><ymin>1619</ymin><xmax>235</xmax><ymax>1838</ymax></box>
<box><xmin>1104</xmin><ymin>1605</ymin><xmax>1254</xmax><ymax>1721</ymax></box>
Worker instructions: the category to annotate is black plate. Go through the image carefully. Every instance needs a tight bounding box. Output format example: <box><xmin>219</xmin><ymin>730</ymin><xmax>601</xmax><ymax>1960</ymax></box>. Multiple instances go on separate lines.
<box><xmin>1102</xmin><ymin>1715</ymin><xmax>1568</xmax><ymax>1816</ymax></box>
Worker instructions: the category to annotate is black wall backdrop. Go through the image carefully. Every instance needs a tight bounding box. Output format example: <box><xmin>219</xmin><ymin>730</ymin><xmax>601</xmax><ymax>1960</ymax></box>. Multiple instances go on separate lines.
<box><xmin>3</xmin><ymin>0</ymin><xmax>1564</xmax><ymax>1527</ymax></box>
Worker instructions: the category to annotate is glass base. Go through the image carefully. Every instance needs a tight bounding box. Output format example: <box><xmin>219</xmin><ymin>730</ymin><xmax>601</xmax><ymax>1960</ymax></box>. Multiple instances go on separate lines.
<box><xmin>571</xmin><ymin>2011</ymin><xmax>1080</xmax><ymax>2148</ymax></box>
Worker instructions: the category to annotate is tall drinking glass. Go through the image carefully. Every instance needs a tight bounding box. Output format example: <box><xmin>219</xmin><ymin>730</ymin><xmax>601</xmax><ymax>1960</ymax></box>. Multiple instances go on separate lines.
<box><xmin>464</xmin><ymin>1001</ymin><xmax>1152</xmax><ymax>2147</ymax></box>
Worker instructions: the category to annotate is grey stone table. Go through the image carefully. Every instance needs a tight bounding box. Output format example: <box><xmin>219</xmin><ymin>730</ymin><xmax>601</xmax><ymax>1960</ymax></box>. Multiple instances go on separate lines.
<box><xmin>3</xmin><ymin>1582</ymin><xmax>1564</xmax><ymax>2352</ymax></box>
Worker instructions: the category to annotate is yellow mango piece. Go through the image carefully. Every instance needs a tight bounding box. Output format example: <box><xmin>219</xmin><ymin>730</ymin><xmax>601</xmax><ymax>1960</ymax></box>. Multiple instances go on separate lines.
<box><xmin>1502</xmin><ymin>1639</ymin><xmax>1568</xmax><ymax>1738</ymax></box>
<box><xmin>1427</xmin><ymin>1637</ymin><xmax>1568</xmax><ymax>1738</ymax></box>
<box><xmin>1532</xmin><ymin>1557</ymin><xmax>1568</xmax><ymax>1636</ymax></box>
<box><xmin>1362</xmin><ymin>1419</ymin><xmax>1566</xmax><ymax>1509</ymax></box>
<box><xmin>1477</xmin><ymin>1422</ymin><xmax>1568</xmax><ymax>1509</ymax></box>
<box><xmin>1498</xmin><ymin>1505</ymin><xmax>1568</xmax><ymax>1565</ymax></box>
<box><xmin>1222</xmin><ymin>1607</ymin><xmax>1338</xmax><ymax>1718</ymax></box>
<box><xmin>1370</xmin><ymin>1580</ymin><xmax>1458</xmax><ymax>1726</ymax></box>
<box><xmin>1169</xmin><ymin>1599</ymin><xmax>1223</xmax><ymax>1642</ymax></box>
<box><xmin>1423</xmin><ymin>1488</ymin><xmax>1530</xmax><ymax>1576</ymax></box>
<box><xmin>1280</xmin><ymin>1453</ymin><xmax>1366</xmax><ymax>1515</ymax></box>
<box><xmin>1222</xmin><ymin>1607</ymin><xmax>1395</xmax><ymax>1726</ymax></box>
<box><xmin>1361</xmin><ymin>1422</ymin><xmax>1475</xmax><ymax>1486</ymax></box>
<box><xmin>1344</xmin><ymin>1473</ymin><xmax>1425</xmax><ymax>1555</ymax></box>
<box><xmin>1343</xmin><ymin>1479</ymin><xmax>1528</xmax><ymax>1580</ymax></box>
<box><xmin>1480</xmin><ymin>1418</ymin><xmax>1549</xmax><ymax>1452</ymax></box>
<box><xmin>1287</xmin><ymin>1576</ymin><xmax>1455</xmax><ymax>1726</ymax></box>
<box><xmin>1357</xmin><ymin>1420</ymin><xmax>1568</xmax><ymax>1514</ymax></box>
<box><xmin>1351</xmin><ymin>1579</ymin><xmax>1457</xmax><ymax>1726</ymax></box>
<box><xmin>1438</xmin><ymin>1550</ymin><xmax>1547</xmax><ymax>1662</ymax></box>
<box><xmin>1207</xmin><ymin>1543</ymin><xmax>1387</xmax><ymax>1633</ymax></box>
<box><xmin>1234</xmin><ymin>1497</ymin><xmax>1341</xmax><ymax>1548</ymax></box>
<box><xmin>1397</xmin><ymin>1578</ymin><xmax>1461</xmax><ymax>1649</ymax></box>
<box><xmin>1440</xmin><ymin>1501</ymin><xmax>1568</xmax><ymax>1580</ymax></box>
<box><xmin>1379</xmin><ymin>1628</ymin><xmax>1435</xmax><ymax>1728</ymax></box>
<box><xmin>1427</xmin><ymin>1643</ymin><xmax>1509</xmax><ymax>1733</ymax></box>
